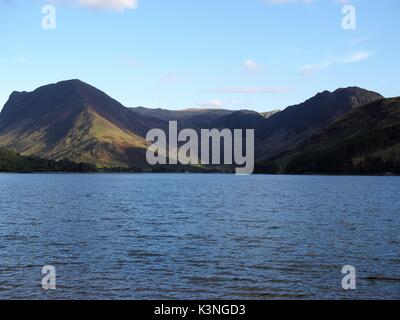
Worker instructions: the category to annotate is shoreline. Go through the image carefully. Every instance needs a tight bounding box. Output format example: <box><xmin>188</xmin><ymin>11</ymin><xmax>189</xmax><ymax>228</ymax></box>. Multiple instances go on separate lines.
<box><xmin>0</xmin><ymin>171</ymin><xmax>399</xmax><ymax>177</ymax></box>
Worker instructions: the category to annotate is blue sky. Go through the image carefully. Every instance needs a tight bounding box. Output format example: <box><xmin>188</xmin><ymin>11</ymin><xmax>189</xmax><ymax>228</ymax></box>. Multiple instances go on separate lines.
<box><xmin>0</xmin><ymin>0</ymin><xmax>399</xmax><ymax>111</ymax></box>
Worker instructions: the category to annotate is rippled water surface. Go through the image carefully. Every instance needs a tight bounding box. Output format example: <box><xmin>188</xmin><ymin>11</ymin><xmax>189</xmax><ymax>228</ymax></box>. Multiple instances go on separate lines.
<box><xmin>0</xmin><ymin>174</ymin><xmax>399</xmax><ymax>299</ymax></box>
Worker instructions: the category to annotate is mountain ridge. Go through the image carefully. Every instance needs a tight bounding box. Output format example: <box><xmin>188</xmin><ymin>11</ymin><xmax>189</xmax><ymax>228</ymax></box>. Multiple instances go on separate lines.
<box><xmin>255</xmin><ymin>86</ymin><xmax>383</xmax><ymax>161</ymax></box>
<box><xmin>0</xmin><ymin>80</ymin><xmax>155</xmax><ymax>167</ymax></box>
<box><xmin>0</xmin><ymin>80</ymin><xmax>388</xmax><ymax>169</ymax></box>
<box><xmin>259</xmin><ymin>96</ymin><xmax>400</xmax><ymax>174</ymax></box>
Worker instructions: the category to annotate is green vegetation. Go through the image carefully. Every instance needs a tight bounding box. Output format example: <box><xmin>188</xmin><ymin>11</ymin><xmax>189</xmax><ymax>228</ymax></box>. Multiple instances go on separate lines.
<box><xmin>0</xmin><ymin>147</ymin><xmax>214</xmax><ymax>173</ymax></box>
<box><xmin>272</xmin><ymin>97</ymin><xmax>400</xmax><ymax>175</ymax></box>
<box><xmin>254</xmin><ymin>161</ymin><xmax>280</xmax><ymax>174</ymax></box>
<box><xmin>0</xmin><ymin>147</ymin><xmax>97</xmax><ymax>173</ymax></box>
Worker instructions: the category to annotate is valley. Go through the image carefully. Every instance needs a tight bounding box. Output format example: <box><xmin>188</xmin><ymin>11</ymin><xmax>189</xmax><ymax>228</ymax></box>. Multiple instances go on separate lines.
<box><xmin>0</xmin><ymin>79</ymin><xmax>398</xmax><ymax>174</ymax></box>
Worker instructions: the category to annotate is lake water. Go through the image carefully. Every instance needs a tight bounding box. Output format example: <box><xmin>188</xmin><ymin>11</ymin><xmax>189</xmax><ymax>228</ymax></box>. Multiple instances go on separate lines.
<box><xmin>0</xmin><ymin>173</ymin><xmax>399</xmax><ymax>300</ymax></box>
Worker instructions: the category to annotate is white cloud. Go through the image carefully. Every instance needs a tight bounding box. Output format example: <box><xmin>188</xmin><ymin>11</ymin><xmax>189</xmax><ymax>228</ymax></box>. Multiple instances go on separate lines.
<box><xmin>53</xmin><ymin>0</ymin><xmax>138</xmax><ymax>12</ymax></box>
<box><xmin>342</xmin><ymin>51</ymin><xmax>371</xmax><ymax>63</ymax></box>
<box><xmin>300</xmin><ymin>51</ymin><xmax>372</xmax><ymax>76</ymax></box>
<box><xmin>300</xmin><ymin>60</ymin><xmax>332</xmax><ymax>77</ymax></box>
<box><xmin>197</xmin><ymin>99</ymin><xmax>225</xmax><ymax>108</ymax></box>
<box><xmin>244</xmin><ymin>59</ymin><xmax>264</xmax><ymax>73</ymax></box>
<box><xmin>263</xmin><ymin>0</ymin><xmax>313</xmax><ymax>4</ymax></box>
<box><xmin>335</xmin><ymin>0</ymin><xmax>351</xmax><ymax>5</ymax></box>
<box><xmin>264</xmin><ymin>0</ymin><xmax>351</xmax><ymax>5</ymax></box>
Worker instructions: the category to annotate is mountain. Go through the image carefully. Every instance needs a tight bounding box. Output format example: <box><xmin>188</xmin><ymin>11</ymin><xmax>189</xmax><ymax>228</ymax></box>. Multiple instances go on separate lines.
<box><xmin>0</xmin><ymin>80</ymin><xmax>267</xmax><ymax>168</ymax></box>
<box><xmin>255</xmin><ymin>87</ymin><xmax>383</xmax><ymax>161</ymax></box>
<box><xmin>131</xmin><ymin>107</ymin><xmax>263</xmax><ymax>132</ymax></box>
<box><xmin>0</xmin><ymin>80</ymin><xmax>386</xmax><ymax>170</ymax></box>
<box><xmin>0</xmin><ymin>80</ymin><xmax>160</xmax><ymax>167</ymax></box>
<box><xmin>150</xmin><ymin>87</ymin><xmax>383</xmax><ymax>163</ymax></box>
<box><xmin>131</xmin><ymin>107</ymin><xmax>234</xmax><ymax>121</ymax></box>
<box><xmin>268</xmin><ymin>97</ymin><xmax>400</xmax><ymax>174</ymax></box>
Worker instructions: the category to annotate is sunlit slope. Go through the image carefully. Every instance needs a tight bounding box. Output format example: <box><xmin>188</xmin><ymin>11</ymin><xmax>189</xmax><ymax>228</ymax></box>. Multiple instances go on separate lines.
<box><xmin>0</xmin><ymin>80</ymin><xmax>151</xmax><ymax>167</ymax></box>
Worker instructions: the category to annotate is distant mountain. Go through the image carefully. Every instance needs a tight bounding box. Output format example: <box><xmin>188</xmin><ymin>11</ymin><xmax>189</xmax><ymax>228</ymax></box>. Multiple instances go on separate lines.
<box><xmin>0</xmin><ymin>80</ymin><xmax>387</xmax><ymax>171</ymax></box>
<box><xmin>266</xmin><ymin>97</ymin><xmax>400</xmax><ymax>174</ymax></box>
<box><xmin>260</xmin><ymin>110</ymin><xmax>280</xmax><ymax>119</ymax></box>
<box><xmin>131</xmin><ymin>107</ymin><xmax>235</xmax><ymax>121</ymax></box>
<box><xmin>131</xmin><ymin>107</ymin><xmax>263</xmax><ymax>132</ymax></box>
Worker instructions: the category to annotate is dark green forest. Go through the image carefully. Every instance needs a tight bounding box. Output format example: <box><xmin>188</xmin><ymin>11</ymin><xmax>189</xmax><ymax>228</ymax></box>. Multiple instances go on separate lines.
<box><xmin>0</xmin><ymin>147</ymin><xmax>97</xmax><ymax>173</ymax></box>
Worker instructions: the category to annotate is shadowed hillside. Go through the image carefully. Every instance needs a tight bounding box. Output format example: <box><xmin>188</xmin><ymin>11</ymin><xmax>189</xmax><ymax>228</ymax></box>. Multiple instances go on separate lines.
<box><xmin>265</xmin><ymin>97</ymin><xmax>400</xmax><ymax>174</ymax></box>
<box><xmin>255</xmin><ymin>87</ymin><xmax>383</xmax><ymax>161</ymax></box>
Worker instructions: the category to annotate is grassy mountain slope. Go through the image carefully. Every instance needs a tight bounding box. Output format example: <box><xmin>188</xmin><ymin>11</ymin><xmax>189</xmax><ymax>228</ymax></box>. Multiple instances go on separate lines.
<box><xmin>0</xmin><ymin>80</ymin><xmax>152</xmax><ymax>167</ymax></box>
<box><xmin>45</xmin><ymin>108</ymin><xmax>150</xmax><ymax>167</ymax></box>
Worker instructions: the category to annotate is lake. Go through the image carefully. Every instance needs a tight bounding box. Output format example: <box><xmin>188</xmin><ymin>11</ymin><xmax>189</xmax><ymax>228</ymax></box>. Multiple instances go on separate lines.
<box><xmin>0</xmin><ymin>173</ymin><xmax>399</xmax><ymax>299</ymax></box>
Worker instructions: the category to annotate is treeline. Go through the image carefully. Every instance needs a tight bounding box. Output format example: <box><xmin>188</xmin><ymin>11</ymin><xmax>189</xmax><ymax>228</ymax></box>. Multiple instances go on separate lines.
<box><xmin>254</xmin><ymin>162</ymin><xmax>280</xmax><ymax>174</ymax></box>
<box><xmin>0</xmin><ymin>147</ymin><xmax>221</xmax><ymax>173</ymax></box>
<box><xmin>356</xmin><ymin>156</ymin><xmax>400</xmax><ymax>175</ymax></box>
<box><xmin>285</xmin><ymin>152</ymin><xmax>400</xmax><ymax>175</ymax></box>
<box><xmin>0</xmin><ymin>148</ymin><xmax>96</xmax><ymax>173</ymax></box>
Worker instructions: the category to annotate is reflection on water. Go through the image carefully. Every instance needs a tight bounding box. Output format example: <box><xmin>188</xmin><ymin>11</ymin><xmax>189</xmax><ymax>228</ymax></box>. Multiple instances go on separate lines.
<box><xmin>0</xmin><ymin>174</ymin><xmax>399</xmax><ymax>299</ymax></box>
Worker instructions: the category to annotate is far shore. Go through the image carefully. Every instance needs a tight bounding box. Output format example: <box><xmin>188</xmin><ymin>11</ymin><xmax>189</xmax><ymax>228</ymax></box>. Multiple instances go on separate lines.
<box><xmin>1</xmin><ymin>171</ymin><xmax>399</xmax><ymax>177</ymax></box>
